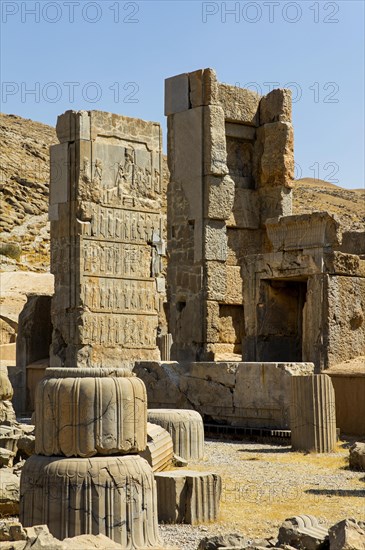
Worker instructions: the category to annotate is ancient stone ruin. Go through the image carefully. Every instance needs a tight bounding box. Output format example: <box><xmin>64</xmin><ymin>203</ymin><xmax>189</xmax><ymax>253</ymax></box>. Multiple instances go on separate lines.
<box><xmin>19</xmin><ymin>112</ymin><xmax>168</xmax><ymax>547</ymax></box>
<box><xmin>49</xmin><ymin>110</ymin><xmax>166</xmax><ymax>369</ymax></box>
<box><xmin>1</xmin><ymin>68</ymin><xmax>364</xmax><ymax>547</ymax></box>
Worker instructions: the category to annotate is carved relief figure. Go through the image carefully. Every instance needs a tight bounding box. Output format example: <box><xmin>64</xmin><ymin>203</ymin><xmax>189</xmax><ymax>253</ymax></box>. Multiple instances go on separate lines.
<box><xmin>116</xmin><ymin>148</ymin><xmax>135</xmax><ymax>197</ymax></box>
<box><xmin>93</xmin><ymin>158</ymin><xmax>103</xmax><ymax>185</ymax></box>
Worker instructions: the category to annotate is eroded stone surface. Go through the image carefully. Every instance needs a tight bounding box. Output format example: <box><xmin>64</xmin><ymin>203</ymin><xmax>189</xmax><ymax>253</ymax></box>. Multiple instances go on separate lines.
<box><xmin>0</xmin><ymin>469</ymin><xmax>20</xmax><ymax>516</ymax></box>
<box><xmin>139</xmin><ymin>422</ymin><xmax>174</xmax><ymax>472</ymax></box>
<box><xmin>155</xmin><ymin>470</ymin><xmax>221</xmax><ymax>524</ymax></box>
<box><xmin>166</xmin><ymin>69</ymin><xmax>294</xmax><ymax>362</ymax></box>
<box><xmin>135</xmin><ymin>361</ymin><xmax>314</xmax><ymax>429</ymax></box>
<box><xmin>328</xmin><ymin>519</ymin><xmax>365</xmax><ymax>550</ymax></box>
<box><xmin>278</xmin><ymin>515</ymin><xmax>329</xmax><ymax>550</ymax></box>
<box><xmin>290</xmin><ymin>375</ymin><xmax>337</xmax><ymax>453</ymax></box>
<box><xmin>20</xmin><ymin>455</ymin><xmax>161</xmax><ymax>547</ymax></box>
<box><xmin>147</xmin><ymin>409</ymin><xmax>204</xmax><ymax>460</ymax></box>
<box><xmin>349</xmin><ymin>442</ymin><xmax>365</xmax><ymax>471</ymax></box>
<box><xmin>35</xmin><ymin>368</ymin><xmax>147</xmax><ymax>457</ymax></box>
<box><xmin>50</xmin><ymin>110</ymin><xmax>165</xmax><ymax>369</ymax></box>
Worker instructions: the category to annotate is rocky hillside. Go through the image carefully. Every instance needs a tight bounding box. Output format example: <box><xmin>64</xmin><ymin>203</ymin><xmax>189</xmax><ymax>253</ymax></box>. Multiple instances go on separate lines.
<box><xmin>0</xmin><ymin>114</ymin><xmax>57</xmax><ymax>271</ymax></box>
<box><xmin>0</xmin><ymin>113</ymin><xmax>364</xmax><ymax>272</ymax></box>
<box><xmin>292</xmin><ymin>178</ymin><xmax>365</xmax><ymax>232</ymax></box>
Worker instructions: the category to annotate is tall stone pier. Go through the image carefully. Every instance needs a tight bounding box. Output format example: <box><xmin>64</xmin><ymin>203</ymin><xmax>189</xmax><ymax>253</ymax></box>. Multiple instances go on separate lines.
<box><xmin>20</xmin><ymin>111</ymin><xmax>164</xmax><ymax>548</ymax></box>
<box><xmin>165</xmin><ymin>69</ymin><xmax>294</xmax><ymax>361</ymax></box>
<box><xmin>49</xmin><ymin>110</ymin><xmax>165</xmax><ymax>368</ymax></box>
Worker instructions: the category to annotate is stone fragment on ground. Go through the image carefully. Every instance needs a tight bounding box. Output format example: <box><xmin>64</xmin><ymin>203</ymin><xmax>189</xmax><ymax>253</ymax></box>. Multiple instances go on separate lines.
<box><xmin>139</xmin><ymin>422</ymin><xmax>174</xmax><ymax>472</ymax></box>
<box><xmin>278</xmin><ymin>515</ymin><xmax>329</xmax><ymax>550</ymax></box>
<box><xmin>0</xmin><ymin>469</ymin><xmax>20</xmax><ymax>515</ymax></box>
<box><xmin>349</xmin><ymin>443</ymin><xmax>365</xmax><ymax>471</ymax></box>
<box><xmin>0</xmin><ymin>448</ymin><xmax>15</xmax><ymax>468</ymax></box>
<box><xmin>329</xmin><ymin>519</ymin><xmax>365</xmax><ymax>550</ymax></box>
<box><xmin>197</xmin><ymin>532</ymin><xmax>250</xmax><ymax>548</ymax></box>
<box><xmin>0</xmin><ymin>523</ymin><xmax>123</xmax><ymax>549</ymax></box>
<box><xmin>155</xmin><ymin>470</ymin><xmax>221</xmax><ymax>524</ymax></box>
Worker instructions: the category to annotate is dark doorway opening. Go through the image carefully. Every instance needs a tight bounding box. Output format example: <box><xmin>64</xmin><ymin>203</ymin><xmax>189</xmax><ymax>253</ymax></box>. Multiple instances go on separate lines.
<box><xmin>256</xmin><ymin>279</ymin><xmax>307</xmax><ymax>362</ymax></box>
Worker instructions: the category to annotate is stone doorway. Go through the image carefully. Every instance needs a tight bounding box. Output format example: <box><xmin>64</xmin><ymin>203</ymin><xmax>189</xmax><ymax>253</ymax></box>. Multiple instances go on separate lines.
<box><xmin>256</xmin><ymin>279</ymin><xmax>308</xmax><ymax>362</ymax></box>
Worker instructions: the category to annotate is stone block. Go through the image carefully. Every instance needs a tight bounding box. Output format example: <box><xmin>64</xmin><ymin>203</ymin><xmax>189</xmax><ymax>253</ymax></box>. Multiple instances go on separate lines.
<box><xmin>259</xmin><ymin>186</ymin><xmax>293</xmax><ymax>223</ymax></box>
<box><xmin>329</xmin><ymin>518</ymin><xmax>365</xmax><ymax>550</ymax></box>
<box><xmin>0</xmin><ymin>448</ymin><xmax>15</xmax><ymax>468</ymax></box>
<box><xmin>0</xmin><ymin>401</ymin><xmax>16</xmax><ymax>425</ymax></box>
<box><xmin>227</xmin><ymin>188</ymin><xmax>261</xmax><ymax>229</ymax></box>
<box><xmin>278</xmin><ymin>515</ymin><xmax>329</xmax><ymax>550</ymax></box>
<box><xmin>204</xmin><ymin>175</ymin><xmax>235</xmax><ymax>221</ymax></box>
<box><xmin>49</xmin><ymin>143</ymin><xmax>69</xmax><ymax>206</ymax></box>
<box><xmin>290</xmin><ymin>374</ymin><xmax>337</xmax><ymax>453</ymax></box>
<box><xmin>168</xmin><ymin>107</ymin><xmax>203</xmax><ymax>219</ymax></box>
<box><xmin>257</xmin><ymin>122</ymin><xmax>294</xmax><ymax>188</ymax></box>
<box><xmin>205</xmin><ymin>221</ymin><xmax>227</xmax><ymax>261</ymax></box>
<box><xmin>51</xmin><ymin>110</ymin><xmax>163</xmax><ymax>368</ymax></box>
<box><xmin>20</xmin><ymin>454</ymin><xmax>162</xmax><ymax>547</ymax></box>
<box><xmin>56</xmin><ymin>110</ymin><xmax>90</xmax><ymax>143</ymax></box>
<box><xmin>218</xmin><ymin>83</ymin><xmax>260</xmax><ymax>125</ymax></box>
<box><xmin>260</xmin><ymin>89</ymin><xmax>292</xmax><ymax>124</ymax></box>
<box><xmin>0</xmin><ymin>470</ymin><xmax>20</xmax><ymax>516</ymax></box>
<box><xmin>155</xmin><ymin>470</ymin><xmax>221</xmax><ymax>524</ymax></box>
<box><xmin>35</xmin><ymin>368</ymin><xmax>147</xmax><ymax>457</ymax></box>
<box><xmin>0</xmin><ymin>426</ymin><xmax>21</xmax><ymax>454</ymax></box>
<box><xmin>0</xmin><ymin>366</ymin><xmax>13</xmax><ymax>400</ymax></box>
<box><xmin>328</xmin><ymin>373</ymin><xmax>365</xmax><ymax>436</ymax></box>
<box><xmin>189</xmin><ymin>68</ymin><xmax>219</xmax><ymax>108</ymax></box>
<box><xmin>206</xmin><ymin>261</ymin><xmax>227</xmax><ymax>301</ymax></box>
<box><xmin>134</xmin><ymin>361</ymin><xmax>314</xmax><ymax>429</ymax></box>
<box><xmin>139</xmin><ymin>422</ymin><xmax>174</xmax><ymax>472</ymax></box>
<box><xmin>165</xmin><ymin>73</ymin><xmax>190</xmax><ymax>115</ymax></box>
<box><xmin>265</xmin><ymin>212</ymin><xmax>341</xmax><ymax>252</ymax></box>
<box><xmin>349</xmin><ymin>442</ymin><xmax>365</xmax><ymax>471</ymax></box>
<box><xmin>147</xmin><ymin>409</ymin><xmax>204</xmax><ymax>460</ymax></box>
<box><xmin>203</xmin><ymin>105</ymin><xmax>228</xmax><ymax>176</ymax></box>
<box><xmin>197</xmin><ymin>533</ymin><xmax>250</xmax><ymax>549</ymax></box>
<box><xmin>225</xmin><ymin>266</ymin><xmax>243</xmax><ymax>304</ymax></box>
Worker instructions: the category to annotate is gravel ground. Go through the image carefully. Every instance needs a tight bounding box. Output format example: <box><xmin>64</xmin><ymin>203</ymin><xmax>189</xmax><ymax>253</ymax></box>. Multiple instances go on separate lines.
<box><xmin>159</xmin><ymin>438</ymin><xmax>365</xmax><ymax>550</ymax></box>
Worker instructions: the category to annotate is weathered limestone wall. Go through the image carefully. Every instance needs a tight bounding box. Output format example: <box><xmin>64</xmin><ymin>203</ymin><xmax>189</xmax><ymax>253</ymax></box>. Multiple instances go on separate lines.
<box><xmin>328</xmin><ymin>372</ymin><xmax>365</xmax><ymax>435</ymax></box>
<box><xmin>49</xmin><ymin>110</ymin><xmax>165</xmax><ymax>368</ymax></box>
<box><xmin>134</xmin><ymin>361</ymin><xmax>314</xmax><ymax>429</ymax></box>
<box><xmin>165</xmin><ymin>69</ymin><xmax>294</xmax><ymax>361</ymax></box>
<box><xmin>324</xmin><ymin>275</ymin><xmax>365</xmax><ymax>366</ymax></box>
<box><xmin>243</xmin><ymin>213</ymin><xmax>365</xmax><ymax>370</ymax></box>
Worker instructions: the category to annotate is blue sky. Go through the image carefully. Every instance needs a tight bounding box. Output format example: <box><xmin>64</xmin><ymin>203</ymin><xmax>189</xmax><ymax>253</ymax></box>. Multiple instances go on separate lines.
<box><xmin>1</xmin><ymin>0</ymin><xmax>364</xmax><ymax>188</ymax></box>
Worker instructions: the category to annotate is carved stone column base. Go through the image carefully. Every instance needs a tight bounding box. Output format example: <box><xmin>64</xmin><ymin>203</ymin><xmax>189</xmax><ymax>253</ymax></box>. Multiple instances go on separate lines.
<box><xmin>35</xmin><ymin>368</ymin><xmax>147</xmax><ymax>457</ymax></box>
<box><xmin>20</xmin><ymin>454</ymin><xmax>162</xmax><ymax>548</ymax></box>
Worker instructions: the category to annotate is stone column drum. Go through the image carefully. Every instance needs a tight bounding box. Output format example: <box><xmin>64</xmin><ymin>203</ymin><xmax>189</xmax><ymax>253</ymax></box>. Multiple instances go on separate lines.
<box><xmin>290</xmin><ymin>374</ymin><xmax>337</xmax><ymax>453</ymax></box>
<box><xmin>148</xmin><ymin>409</ymin><xmax>204</xmax><ymax>460</ymax></box>
<box><xmin>35</xmin><ymin>368</ymin><xmax>147</xmax><ymax>457</ymax></box>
